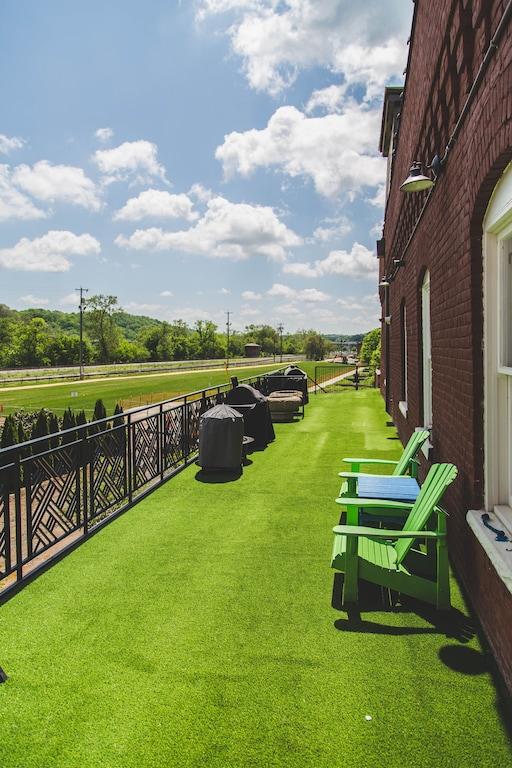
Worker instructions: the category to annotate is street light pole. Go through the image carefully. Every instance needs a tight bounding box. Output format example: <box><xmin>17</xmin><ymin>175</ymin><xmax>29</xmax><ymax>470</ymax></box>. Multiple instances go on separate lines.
<box><xmin>277</xmin><ymin>323</ymin><xmax>284</xmax><ymax>363</ymax></box>
<box><xmin>75</xmin><ymin>287</ymin><xmax>88</xmax><ymax>380</ymax></box>
<box><xmin>226</xmin><ymin>311</ymin><xmax>231</xmax><ymax>369</ymax></box>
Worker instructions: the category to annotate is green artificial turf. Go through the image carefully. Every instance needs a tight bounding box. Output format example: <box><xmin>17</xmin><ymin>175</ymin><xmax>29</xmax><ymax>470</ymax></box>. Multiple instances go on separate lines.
<box><xmin>3</xmin><ymin>390</ymin><xmax>506</xmax><ymax>767</ymax></box>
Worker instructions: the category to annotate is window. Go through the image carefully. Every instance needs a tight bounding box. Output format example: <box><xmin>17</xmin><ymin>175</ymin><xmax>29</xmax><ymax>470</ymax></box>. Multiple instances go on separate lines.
<box><xmin>500</xmin><ymin>236</ymin><xmax>512</xmax><ymax>369</ymax></box>
<box><xmin>399</xmin><ymin>301</ymin><xmax>408</xmax><ymax>416</ymax></box>
<box><xmin>421</xmin><ymin>271</ymin><xmax>432</xmax><ymax>428</ymax></box>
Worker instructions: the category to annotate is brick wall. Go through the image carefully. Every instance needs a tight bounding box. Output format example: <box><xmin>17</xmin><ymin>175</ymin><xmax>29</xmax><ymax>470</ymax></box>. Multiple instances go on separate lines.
<box><xmin>381</xmin><ymin>0</ymin><xmax>512</xmax><ymax>690</ymax></box>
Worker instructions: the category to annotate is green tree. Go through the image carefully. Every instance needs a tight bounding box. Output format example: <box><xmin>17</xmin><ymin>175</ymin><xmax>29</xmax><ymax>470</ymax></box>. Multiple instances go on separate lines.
<box><xmin>86</xmin><ymin>295</ymin><xmax>121</xmax><ymax>363</ymax></box>
<box><xmin>193</xmin><ymin>321</ymin><xmax>222</xmax><ymax>359</ymax></box>
<box><xmin>304</xmin><ymin>333</ymin><xmax>327</xmax><ymax>361</ymax></box>
<box><xmin>116</xmin><ymin>338</ymin><xmax>150</xmax><ymax>363</ymax></box>
<box><xmin>1</xmin><ymin>415</ymin><xmax>17</xmax><ymax>451</ymax></box>
<box><xmin>31</xmin><ymin>409</ymin><xmax>50</xmax><ymax>452</ymax></box>
<box><xmin>359</xmin><ymin>328</ymin><xmax>381</xmax><ymax>365</ymax></box>
<box><xmin>10</xmin><ymin>318</ymin><xmax>50</xmax><ymax>367</ymax></box>
<box><xmin>61</xmin><ymin>408</ymin><xmax>77</xmax><ymax>444</ymax></box>
<box><xmin>93</xmin><ymin>399</ymin><xmax>107</xmax><ymax>423</ymax></box>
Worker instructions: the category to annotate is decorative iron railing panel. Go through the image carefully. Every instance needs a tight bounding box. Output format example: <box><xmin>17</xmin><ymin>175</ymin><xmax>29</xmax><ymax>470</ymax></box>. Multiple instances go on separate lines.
<box><xmin>89</xmin><ymin>427</ymin><xmax>127</xmax><ymax>523</ymax></box>
<box><xmin>0</xmin><ymin>370</ymin><xmax>279</xmax><ymax>595</ymax></box>
<box><xmin>23</xmin><ymin>444</ymin><xmax>82</xmax><ymax>559</ymax></box>
<box><xmin>133</xmin><ymin>414</ymin><xmax>160</xmax><ymax>491</ymax></box>
<box><xmin>163</xmin><ymin>405</ymin><xmax>185</xmax><ymax>470</ymax></box>
<box><xmin>0</xmin><ymin>475</ymin><xmax>12</xmax><ymax>579</ymax></box>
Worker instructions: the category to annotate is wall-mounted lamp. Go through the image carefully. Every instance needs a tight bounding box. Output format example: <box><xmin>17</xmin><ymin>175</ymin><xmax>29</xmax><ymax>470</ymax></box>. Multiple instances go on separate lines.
<box><xmin>400</xmin><ymin>161</ymin><xmax>434</xmax><ymax>193</ymax></box>
<box><xmin>379</xmin><ymin>315</ymin><xmax>392</xmax><ymax>325</ymax></box>
<box><xmin>379</xmin><ymin>280</ymin><xmax>390</xmax><ymax>288</ymax></box>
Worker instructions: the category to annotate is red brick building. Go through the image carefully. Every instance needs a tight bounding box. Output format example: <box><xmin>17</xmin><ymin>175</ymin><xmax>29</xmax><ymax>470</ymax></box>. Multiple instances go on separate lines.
<box><xmin>379</xmin><ymin>0</ymin><xmax>512</xmax><ymax>689</ymax></box>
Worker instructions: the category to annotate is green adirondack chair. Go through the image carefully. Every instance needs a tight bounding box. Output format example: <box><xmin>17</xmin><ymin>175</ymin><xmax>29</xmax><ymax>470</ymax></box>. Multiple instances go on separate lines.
<box><xmin>331</xmin><ymin>463</ymin><xmax>457</xmax><ymax>610</ymax></box>
<box><xmin>339</xmin><ymin>429</ymin><xmax>430</xmax><ymax>498</ymax></box>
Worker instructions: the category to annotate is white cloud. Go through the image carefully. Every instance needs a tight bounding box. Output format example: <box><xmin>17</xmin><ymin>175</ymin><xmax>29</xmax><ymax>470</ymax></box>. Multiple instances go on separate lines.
<box><xmin>219</xmin><ymin>287</ymin><xmax>231</xmax><ymax>294</ymax></box>
<box><xmin>312</xmin><ymin>216</ymin><xmax>351</xmax><ymax>243</ymax></box>
<box><xmin>242</xmin><ymin>290</ymin><xmax>262</xmax><ymax>301</ymax></box>
<box><xmin>95</xmin><ymin>127</ymin><xmax>114</xmax><ymax>143</ymax></box>
<box><xmin>216</xmin><ymin>103</ymin><xmax>385</xmax><ymax>198</ymax></box>
<box><xmin>113</xmin><ymin>189</ymin><xmax>198</xmax><ymax>222</ymax></box>
<box><xmin>305</xmin><ymin>85</ymin><xmax>347</xmax><ymax>115</ymax></box>
<box><xmin>0</xmin><ymin>134</ymin><xmax>25</xmax><ymax>154</ymax></box>
<box><xmin>125</xmin><ymin>302</ymin><xmax>162</xmax><ymax>314</ymax></box>
<box><xmin>239</xmin><ymin>306</ymin><xmax>261</xmax><ymax>317</ymax></box>
<box><xmin>160</xmin><ymin>290</ymin><xmax>174</xmax><ymax>297</ymax></box>
<box><xmin>169</xmin><ymin>306</ymin><xmax>213</xmax><ymax>323</ymax></box>
<box><xmin>366</xmin><ymin>185</ymin><xmax>386</xmax><ymax>208</ymax></box>
<box><xmin>0</xmin><ymin>165</ymin><xmax>47</xmax><ymax>221</ymax></box>
<box><xmin>188</xmin><ymin>183</ymin><xmax>214</xmax><ymax>203</ymax></box>
<box><xmin>267</xmin><ymin>283</ymin><xmax>329</xmax><ymax>302</ymax></box>
<box><xmin>336</xmin><ymin>293</ymin><xmax>380</xmax><ymax>312</ymax></box>
<box><xmin>275</xmin><ymin>302</ymin><xmax>301</xmax><ymax>316</ymax></box>
<box><xmin>0</xmin><ymin>230</ymin><xmax>101</xmax><ymax>272</ymax></box>
<box><xmin>370</xmin><ymin>220</ymin><xmax>383</xmax><ymax>238</ymax></box>
<box><xmin>198</xmin><ymin>0</ymin><xmax>411</xmax><ymax>98</ymax></box>
<box><xmin>92</xmin><ymin>140</ymin><xmax>166</xmax><ymax>184</ymax></box>
<box><xmin>116</xmin><ymin>195</ymin><xmax>302</xmax><ymax>262</ymax></box>
<box><xmin>283</xmin><ymin>242</ymin><xmax>377</xmax><ymax>280</ymax></box>
<box><xmin>12</xmin><ymin>161</ymin><xmax>101</xmax><ymax>210</ymax></box>
<box><xmin>60</xmin><ymin>292</ymin><xmax>80</xmax><ymax>307</ymax></box>
<box><xmin>19</xmin><ymin>294</ymin><xmax>49</xmax><ymax>306</ymax></box>
<box><xmin>281</xmin><ymin>261</ymin><xmax>318</xmax><ymax>278</ymax></box>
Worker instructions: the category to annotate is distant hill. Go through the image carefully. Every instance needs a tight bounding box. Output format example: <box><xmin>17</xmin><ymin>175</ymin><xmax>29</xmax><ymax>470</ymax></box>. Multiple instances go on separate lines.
<box><xmin>15</xmin><ymin>307</ymin><xmax>161</xmax><ymax>342</ymax></box>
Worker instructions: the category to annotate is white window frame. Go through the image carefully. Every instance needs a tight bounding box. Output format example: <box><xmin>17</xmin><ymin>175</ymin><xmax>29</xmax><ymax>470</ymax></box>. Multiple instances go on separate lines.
<box><xmin>399</xmin><ymin>303</ymin><xmax>408</xmax><ymax>417</ymax></box>
<box><xmin>483</xmin><ymin>161</ymin><xmax>512</xmax><ymax>514</ymax></box>
<box><xmin>421</xmin><ymin>271</ymin><xmax>432</xmax><ymax>429</ymax></box>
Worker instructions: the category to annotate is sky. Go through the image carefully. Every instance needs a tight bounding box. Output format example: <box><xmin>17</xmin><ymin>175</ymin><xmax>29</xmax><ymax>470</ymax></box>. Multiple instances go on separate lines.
<box><xmin>0</xmin><ymin>0</ymin><xmax>413</xmax><ymax>334</ymax></box>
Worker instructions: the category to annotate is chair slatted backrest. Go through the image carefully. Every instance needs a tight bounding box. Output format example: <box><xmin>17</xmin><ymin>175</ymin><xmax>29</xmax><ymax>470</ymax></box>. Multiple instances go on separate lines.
<box><xmin>394</xmin><ymin>463</ymin><xmax>458</xmax><ymax>564</ymax></box>
<box><xmin>393</xmin><ymin>430</ymin><xmax>430</xmax><ymax>476</ymax></box>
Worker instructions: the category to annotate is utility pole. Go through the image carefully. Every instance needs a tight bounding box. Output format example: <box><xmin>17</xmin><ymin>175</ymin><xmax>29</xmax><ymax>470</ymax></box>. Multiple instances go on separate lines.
<box><xmin>75</xmin><ymin>287</ymin><xmax>88</xmax><ymax>380</ymax></box>
<box><xmin>277</xmin><ymin>323</ymin><xmax>284</xmax><ymax>363</ymax></box>
<box><xmin>226</xmin><ymin>311</ymin><xmax>231</xmax><ymax>369</ymax></box>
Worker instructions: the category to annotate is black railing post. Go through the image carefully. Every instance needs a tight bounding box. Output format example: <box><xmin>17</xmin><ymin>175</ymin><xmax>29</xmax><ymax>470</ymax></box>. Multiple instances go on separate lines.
<box><xmin>182</xmin><ymin>397</ymin><xmax>188</xmax><ymax>462</ymax></box>
<box><xmin>159</xmin><ymin>403</ymin><xmax>164</xmax><ymax>482</ymax></box>
<box><xmin>81</xmin><ymin>434</ymin><xmax>89</xmax><ymax>535</ymax></box>
<box><xmin>25</xmin><ymin>458</ymin><xmax>33</xmax><ymax>560</ymax></box>
<box><xmin>127</xmin><ymin>413</ymin><xmax>133</xmax><ymax>502</ymax></box>
<box><xmin>14</xmin><ymin>455</ymin><xmax>23</xmax><ymax>583</ymax></box>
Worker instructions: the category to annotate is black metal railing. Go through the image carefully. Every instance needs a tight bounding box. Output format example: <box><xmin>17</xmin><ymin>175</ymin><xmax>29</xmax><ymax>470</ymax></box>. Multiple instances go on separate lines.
<box><xmin>0</xmin><ymin>370</ymin><xmax>279</xmax><ymax>597</ymax></box>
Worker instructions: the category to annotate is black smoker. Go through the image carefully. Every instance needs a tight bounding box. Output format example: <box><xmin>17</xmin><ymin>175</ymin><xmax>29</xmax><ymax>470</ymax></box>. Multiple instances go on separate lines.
<box><xmin>225</xmin><ymin>383</ymin><xmax>275</xmax><ymax>448</ymax></box>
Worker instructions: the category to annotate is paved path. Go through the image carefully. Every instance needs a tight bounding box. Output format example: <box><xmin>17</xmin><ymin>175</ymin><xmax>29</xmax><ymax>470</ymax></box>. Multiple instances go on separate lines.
<box><xmin>308</xmin><ymin>368</ymin><xmax>356</xmax><ymax>394</ymax></box>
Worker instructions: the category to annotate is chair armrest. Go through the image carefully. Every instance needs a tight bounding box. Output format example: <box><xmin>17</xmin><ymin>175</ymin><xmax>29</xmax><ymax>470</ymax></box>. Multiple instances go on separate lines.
<box><xmin>335</xmin><ymin>497</ymin><xmax>414</xmax><ymax>510</ymax></box>
<box><xmin>338</xmin><ymin>471</ymin><xmax>390</xmax><ymax>479</ymax></box>
<box><xmin>333</xmin><ymin>525</ymin><xmax>444</xmax><ymax>540</ymax></box>
<box><xmin>343</xmin><ymin>458</ymin><xmax>399</xmax><ymax>466</ymax></box>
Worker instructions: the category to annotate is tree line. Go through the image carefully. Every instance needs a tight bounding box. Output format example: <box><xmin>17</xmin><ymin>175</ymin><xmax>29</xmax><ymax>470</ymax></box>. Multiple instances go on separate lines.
<box><xmin>0</xmin><ymin>297</ymin><xmax>340</xmax><ymax>368</ymax></box>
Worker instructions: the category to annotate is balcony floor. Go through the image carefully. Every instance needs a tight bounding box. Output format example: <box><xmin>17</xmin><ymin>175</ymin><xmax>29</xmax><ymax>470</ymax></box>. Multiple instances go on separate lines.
<box><xmin>0</xmin><ymin>391</ymin><xmax>510</xmax><ymax>767</ymax></box>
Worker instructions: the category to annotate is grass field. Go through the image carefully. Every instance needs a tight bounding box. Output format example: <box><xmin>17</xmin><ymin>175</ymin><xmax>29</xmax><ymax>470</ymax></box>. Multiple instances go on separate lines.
<box><xmin>0</xmin><ymin>361</ymin><xmax>349</xmax><ymax>417</ymax></box>
<box><xmin>0</xmin><ymin>391</ymin><xmax>508</xmax><ymax>767</ymax></box>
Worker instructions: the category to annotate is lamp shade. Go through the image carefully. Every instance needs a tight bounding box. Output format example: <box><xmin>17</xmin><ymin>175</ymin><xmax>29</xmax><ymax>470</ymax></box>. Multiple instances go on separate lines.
<box><xmin>400</xmin><ymin>162</ymin><xmax>434</xmax><ymax>193</ymax></box>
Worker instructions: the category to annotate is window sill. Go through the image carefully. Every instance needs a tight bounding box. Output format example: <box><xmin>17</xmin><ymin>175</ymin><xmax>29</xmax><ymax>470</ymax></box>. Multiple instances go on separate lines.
<box><xmin>467</xmin><ymin>507</ymin><xmax>512</xmax><ymax>596</ymax></box>
<box><xmin>398</xmin><ymin>401</ymin><xmax>408</xmax><ymax>418</ymax></box>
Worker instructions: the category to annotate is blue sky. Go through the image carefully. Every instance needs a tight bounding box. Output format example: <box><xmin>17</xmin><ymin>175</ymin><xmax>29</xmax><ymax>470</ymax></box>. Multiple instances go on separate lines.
<box><xmin>0</xmin><ymin>0</ymin><xmax>412</xmax><ymax>333</ymax></box>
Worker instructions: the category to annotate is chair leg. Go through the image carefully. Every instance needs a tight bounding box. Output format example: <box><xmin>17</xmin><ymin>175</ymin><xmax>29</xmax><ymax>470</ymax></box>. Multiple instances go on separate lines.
<box><xmin>436</xmin><ymin>538</ymin><xmax>450</xmax><ymax>610</ymax></box>
<box><xmin>342</xmin><ymin>535</ymin><xmax>359</xmax><ymax>607</ymax></box>
<box><xmin>346</xmin><ymin>503</ymin><xmax>359</xmax><ymax>526</ymax></box>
